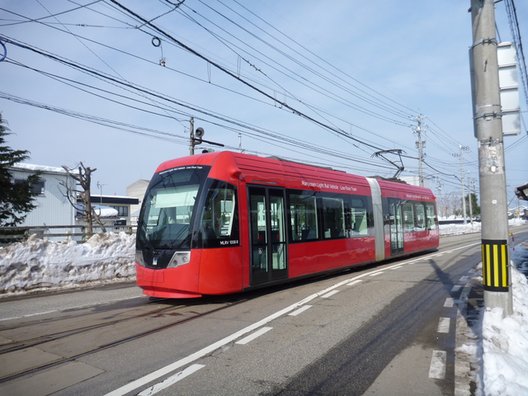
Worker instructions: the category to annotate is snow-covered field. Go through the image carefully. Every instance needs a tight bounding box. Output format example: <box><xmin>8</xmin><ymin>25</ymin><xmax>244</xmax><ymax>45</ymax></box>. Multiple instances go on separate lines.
<box><xmin>0</xmin><ymin>219</ymin><xmax>527</xmax><ymax>394</ymax></box>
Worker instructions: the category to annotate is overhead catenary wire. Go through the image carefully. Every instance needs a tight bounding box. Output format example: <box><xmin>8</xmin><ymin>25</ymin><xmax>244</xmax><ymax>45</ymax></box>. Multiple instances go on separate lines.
<box><xmin>105</xmin><ymin>0</ymin><xmax>472</xmax><ymax>178</ymax></box>
<box><xmin>106</xmin><ymin>0</ymin><xmax>389</xmax><ymax>153</ymax></box>
<box><xmin>173</xmin><ymin>0</ymin><xmax>413</xmax><ymax>127</ymax></box>
<box><xmin>225</xmin><ymin>0</ymin><xmax>419</xmax><ymax>118</ymax></box>
<box><xmin>1</xmin><ymin>4</ymin><xmax>408</xmax><ymax>155</ymax></box>
<box><xmin>3</xmin><ymin>51</ymin><xmax>393</xmax><ymax>172</ymax></box>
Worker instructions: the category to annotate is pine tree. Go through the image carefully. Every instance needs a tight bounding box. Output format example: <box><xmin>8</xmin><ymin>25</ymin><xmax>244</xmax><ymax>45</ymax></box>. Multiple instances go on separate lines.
<box><xmin>0</xmin><ymin>113</ymin><xmax>41</xmax><ymax>226</ymax></box>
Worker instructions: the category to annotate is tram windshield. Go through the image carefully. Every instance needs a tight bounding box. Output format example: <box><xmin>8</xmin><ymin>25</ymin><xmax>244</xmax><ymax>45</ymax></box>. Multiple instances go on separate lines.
<box><xmin>137</xmin><ymin>166</ymin><xmax>210</xmax><ymax>250</ymax></box>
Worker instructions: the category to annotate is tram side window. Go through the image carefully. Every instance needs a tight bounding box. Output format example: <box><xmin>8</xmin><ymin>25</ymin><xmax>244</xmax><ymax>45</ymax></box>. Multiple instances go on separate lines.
<box><xmin>345</xmin><ymin>197</ymin><xmax>369</xmax><ymax>237</ymax></box>
<box><xmin>289</xmin><ymin>192</ymin><xmax>318</xmax><ymax>241</ymax></box>
<box><xmin>402</xmin><ymin>202</ymin><xmax>415</xmax><ymax>232</ymax></box>
<box><xmin>322</xmin><ymin>196</ymin><xmax>345</xmax><ymax>239</ymax></box>
<box><xmin>198</xmin><ymin>181</ymin><xmax>239</xmax><ymax>247</ymax></box>
<box><xmin>414</xmin><ymin>203</ymin><xmax>426</xmax><ymax>230</ymax></box>
<box><xmin>426</xmin><ymin>203</ymin><xmax>437</xmax><ymax>230</ymax></box>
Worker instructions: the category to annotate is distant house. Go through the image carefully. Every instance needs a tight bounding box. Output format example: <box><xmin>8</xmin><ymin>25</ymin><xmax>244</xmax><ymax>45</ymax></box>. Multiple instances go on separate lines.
<box><xmin>88</xmin><ymin>195</ymin><xmax>139</xmax><ymax>226</ymax></box>
<box><xmin>126</xmin><ymin>179</ymin><xmax>149</xmax><ymax>225</ymax></box>
<box><xmin>8</xmin><ymin>163</ymin><xmax>77</xmax><ymax>227</ymax></box>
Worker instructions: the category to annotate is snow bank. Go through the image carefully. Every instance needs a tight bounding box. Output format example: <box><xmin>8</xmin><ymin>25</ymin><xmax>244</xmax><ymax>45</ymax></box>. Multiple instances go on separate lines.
<box><xmin>0</xmin><ymin>232</ymin><xmax>136</xmax><ymax>295</ymax></box>
<box><xmin>439</xmin><ymin>222</ymin><xmax>481</xmax><ymax>236</ymax></box>
<box><xmin>438</xmin><ymin>218</ymin><xmax>526</xmax><ymax>236</ymax></box>
<box><xmin>481</xmin><ymin>267</ymin><xmax>528</xmax><ymax>395</ymax></box>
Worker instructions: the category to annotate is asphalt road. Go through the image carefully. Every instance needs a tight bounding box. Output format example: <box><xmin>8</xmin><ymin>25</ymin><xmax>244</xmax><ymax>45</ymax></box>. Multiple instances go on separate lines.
<box><xmin>1</xmin><ymin>226</ymin><xmax>526</xmax><ymax>396</ymax></box>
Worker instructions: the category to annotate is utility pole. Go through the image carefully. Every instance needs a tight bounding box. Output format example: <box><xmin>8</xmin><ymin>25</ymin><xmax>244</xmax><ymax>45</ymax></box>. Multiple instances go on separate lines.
<box><xmin>413</xmin><ymin>115</ymin><xmax>426</xmax><ymax>187</ymax></box>
<box><xmin>452</xmin><ymin>145</ymin><xmax>469</xmax><ymax>224</ymax></box>
<box><xmin>189</xmin><ymin>117</ymin><xmax>195</xmax><ymax>155</ymax></box>
<box><xmin>470</xmin><ymin>0</ymin><xmax>512</xmax><ymax>314</ymax></box>
<box><xmin>468</xmin><ymin>178</ymin><xmax>474</xmax><ymax>225</ymax></box>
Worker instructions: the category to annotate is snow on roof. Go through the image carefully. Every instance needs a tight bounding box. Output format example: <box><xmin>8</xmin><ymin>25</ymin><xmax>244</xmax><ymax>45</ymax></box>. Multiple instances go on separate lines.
<box><xmin>11</xmin><ymin>162</ymin><xmax>68</xmax><ymax>174</ymax></box>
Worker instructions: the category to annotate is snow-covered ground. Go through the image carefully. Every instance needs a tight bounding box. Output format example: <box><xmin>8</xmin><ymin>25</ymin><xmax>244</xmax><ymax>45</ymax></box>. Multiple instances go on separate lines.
<box><xmin>480</xmin><ymin>266</ymin><xmax>528</xmax><ymax>395</ymax></box>
<box><xmin>0</xmin><ymin>219</ymin><xmax>527</xmax><ymax>394</ymax></box>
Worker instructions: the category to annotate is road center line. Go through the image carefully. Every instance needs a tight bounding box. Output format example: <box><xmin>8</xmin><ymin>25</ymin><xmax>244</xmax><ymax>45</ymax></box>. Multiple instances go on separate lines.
<box><xmin>236</xmin><ymin>327</ymin><xmax>273</xmax><ymax>345</ymax></box>
<box><xmin>346</xmin><ymin>279</ymin><xmax>363</xmax><ymax>286</ymax></box>
<box><xmin>137</xmin><ymin>364</ymin><xmax>205</xmax><ymax>396</ymax></box>
<box><xmin>289</xmin><ymin>305</ymin><xmax>312</xmax><ymax>316</ymax></box>
<box><xmin>321</xmin><ymin>290</ymin><xmax>340</xmax><ymax>298</ymax></box>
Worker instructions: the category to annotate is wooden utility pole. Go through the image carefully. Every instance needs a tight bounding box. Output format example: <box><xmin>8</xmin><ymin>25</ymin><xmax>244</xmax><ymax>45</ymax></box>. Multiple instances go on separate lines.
<box><xmin>470</xmin><ymin>0</ymin><xmax>512</xmax><ymax>314</ymax></box>
<box><xmin>189</xmin><ymin>117</ymin><xmax>195</xmax><ymax>155</ymax></box>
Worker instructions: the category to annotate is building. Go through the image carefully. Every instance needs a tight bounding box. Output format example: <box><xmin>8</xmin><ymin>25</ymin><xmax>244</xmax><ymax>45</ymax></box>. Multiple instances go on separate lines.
<box><xmin>89</xmin><ymin>195</ymin><xmax>139</xmax><ymax>226</ymax></box>
<box><xmin>8</xmin><ymin>163</ymin><xmax>77</xmax><ymax>228</ymax></box>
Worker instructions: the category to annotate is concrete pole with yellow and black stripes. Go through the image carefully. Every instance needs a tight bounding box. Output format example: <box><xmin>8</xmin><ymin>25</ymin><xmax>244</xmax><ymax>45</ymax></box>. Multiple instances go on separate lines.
<box><xmin>470</xmin><ymin>0</ymin><xmax>513</xmax><ymax>315</ymax></box>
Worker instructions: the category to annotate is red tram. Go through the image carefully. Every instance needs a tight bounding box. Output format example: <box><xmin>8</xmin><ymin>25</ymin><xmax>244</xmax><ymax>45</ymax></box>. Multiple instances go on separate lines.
<box><xmin>135</xmin><ymin>151</ymin><xmax>439</xmax><ymax>298</ymax></box>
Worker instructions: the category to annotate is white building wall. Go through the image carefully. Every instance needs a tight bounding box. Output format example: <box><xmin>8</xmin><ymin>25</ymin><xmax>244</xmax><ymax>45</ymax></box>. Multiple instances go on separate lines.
<box><xmin>10</xmin><ymin>164</ymin><xmax>76</xmax><ymax>227</ymax></box>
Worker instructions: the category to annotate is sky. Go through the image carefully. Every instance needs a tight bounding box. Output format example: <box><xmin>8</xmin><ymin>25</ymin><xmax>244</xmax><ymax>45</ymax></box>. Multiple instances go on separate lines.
<box><xmin>0</xmin><ymin>0</ymin><xmax>526</xmax><ymax>206</ymax></box>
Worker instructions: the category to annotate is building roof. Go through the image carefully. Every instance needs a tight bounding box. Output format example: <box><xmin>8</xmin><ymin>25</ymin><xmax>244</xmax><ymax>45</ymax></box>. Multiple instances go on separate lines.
<box><xmin>90</xmin><ymin>195</ymin><xmax>139</xmax><ymax>205</ymax></box>
<box><xmin>11</xmin><ymin>163</ymin><xmax>68</xmax><ymax>175</ymax></box>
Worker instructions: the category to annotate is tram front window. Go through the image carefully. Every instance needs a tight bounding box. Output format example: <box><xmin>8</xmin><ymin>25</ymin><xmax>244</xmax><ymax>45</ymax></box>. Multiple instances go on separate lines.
<box><xmin>137</xmin><ymin>166</ymin><xmax>209</xmax><ymax>251</ymax></box>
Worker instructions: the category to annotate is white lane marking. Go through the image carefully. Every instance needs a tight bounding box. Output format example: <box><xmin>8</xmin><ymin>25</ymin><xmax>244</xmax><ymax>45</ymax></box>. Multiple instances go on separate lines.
<box><xmin>437</xmin><ymin>317</ymin><xmax>450</xmax><ymax>334</ymax></box>
<box><xmin>443</xmin><ymin>297</ymin><xmax>454</xmax><ymax>308</ymax></box>
<box><xmin>429</xmin><ymin>350</ymin><xmax>447</xmax><ymax>379</ymax></box>
<box><xmin>236</xmin><ymin>327</ymin><xmax>273</xmax><ymax>345</ymax></box>
<box><xmin>0</xmin><ymin>309</ymin><xmax>59</xmax><ymax>322</ymax></box>
<box><xmin>459</xmin><ymin>276</ymin><xmax>469</xmax><ymax>283</ymax></box>
<box><xmin>321</xmin><ymin>290</ymin><xmax>340</xmax><ymax>299</ymax></box>
<box><xmin>289</xmin><ymin>305</ymin><xmax>312</xmax><ymax>316</ymax></box>
<box><xmin>106</xmin><ymin>242</ymin><xmax>478</xmax><ymax>396</ymax></box>
<box><xmin>346</xmin><ymin>279</ymin><xmax>363</xmax><ymax>287</ymax></box>
<box><xmin>451</xmin><ymin>285</ymin><xmax>462</xmax><ymax>293</ymax></box>
<box><xmin>389</xmin><ymin>265</ymin><xmax>403</xmax><ymax>270</ymax></box>
<box><xmin>0</xmin><ymin>295</ymin><xmax>142</xmax><ymax>322</ymax></box>
<box><xmin>369</xmin><ymin>271</ymin><xmax>383</xmax><ymax>277</ymax></box>
<box><xmin>137</xmin><ymin>364</ymin><xmax>205</xmax><ymax>396</ymax></box>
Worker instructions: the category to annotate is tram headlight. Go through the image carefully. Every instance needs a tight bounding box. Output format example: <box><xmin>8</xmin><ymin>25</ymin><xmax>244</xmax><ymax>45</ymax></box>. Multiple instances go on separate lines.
<box><xmin>135</xmin><ymin>250</ymin><xmax>146</xmax><ymax>267</ymax></box>
<box><xmin>168</xmin><ymin>251</ymin><xmax>191</xmax><ymax>268</ymax></box>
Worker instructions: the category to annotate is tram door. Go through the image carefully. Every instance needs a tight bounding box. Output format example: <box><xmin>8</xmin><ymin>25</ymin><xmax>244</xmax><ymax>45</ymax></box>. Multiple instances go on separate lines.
<box><xmin>249</xmin><ymin>187</ymin><xmax>288</xmax><ymax>286</ymax></box>
<box><xmin>388</xmin><ymin>199</ymin><xmax>404</xmax><ymax>255</ymax></box>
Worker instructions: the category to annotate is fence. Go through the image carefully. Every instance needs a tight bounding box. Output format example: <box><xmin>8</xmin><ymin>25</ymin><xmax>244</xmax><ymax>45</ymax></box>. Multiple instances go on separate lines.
<box><xmin>0</xmin><ymin>224</ymin><xmax>135</xmax><ymax>245</ymax></box>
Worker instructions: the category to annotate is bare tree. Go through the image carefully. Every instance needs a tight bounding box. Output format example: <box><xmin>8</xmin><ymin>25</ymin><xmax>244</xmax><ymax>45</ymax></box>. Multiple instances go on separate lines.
<box><xmin>61</xmin><ymin>162</ymin><xmax>105</xmax><ymax>238</ymax></box>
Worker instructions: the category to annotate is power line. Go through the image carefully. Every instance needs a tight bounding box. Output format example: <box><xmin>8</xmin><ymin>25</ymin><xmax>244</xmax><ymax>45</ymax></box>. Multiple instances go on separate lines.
<box><xmin>107</xmin><ymin>0</ymin><xmax>388</xmax><ymax>153</ymax></box>
<box><xmin>227</xmin><ymin>0</ymin><xmax>419</xmax><ymax>117</ymax></box>
<box><xmin>0</xmin><ymin>0</ymin><xmax>102</xmax><ymax>27</ymax></box>
<box><xmin>0</xmin><ymin>90</ymin><xmax>187</xmax><ymax>142</ymax></box>
<box><xmin>176</xmin><ymin>0</ymin><xmax>413</xmax><ymax>126</ymax></box>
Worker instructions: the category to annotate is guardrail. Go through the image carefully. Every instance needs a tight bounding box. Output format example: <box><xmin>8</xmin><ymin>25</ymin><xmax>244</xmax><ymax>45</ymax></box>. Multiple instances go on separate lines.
<box><xmin>0</xmin><ymin>224</ymin><xmax>135</xmax><ymax>245</ymax></box>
